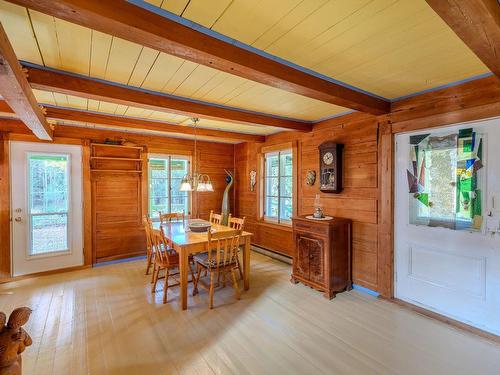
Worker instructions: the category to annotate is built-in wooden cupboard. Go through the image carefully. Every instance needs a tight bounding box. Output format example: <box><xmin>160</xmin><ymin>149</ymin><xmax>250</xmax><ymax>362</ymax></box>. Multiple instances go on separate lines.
<box><xmin>90</xmin><ymin>143</ymin><xmax>147</xmax><ymax>263</ymax></box>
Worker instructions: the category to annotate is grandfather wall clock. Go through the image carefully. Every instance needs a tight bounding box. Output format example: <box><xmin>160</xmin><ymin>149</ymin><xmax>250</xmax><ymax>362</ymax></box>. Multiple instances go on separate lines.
<box><xmin>319</xmin><ymin>141</ymin><xmax>343</xmax><ymax>193</ymax></box>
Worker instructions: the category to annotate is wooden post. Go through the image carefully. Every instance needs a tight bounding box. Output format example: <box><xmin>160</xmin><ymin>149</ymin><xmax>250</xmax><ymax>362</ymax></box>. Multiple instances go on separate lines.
<box><xmin>377</xmin><ymin>121</ymin><xmax>394</xmax><ymax>298</ymax></box>
<box><xmin>0</xmin><ymin>133</ymin><xmax>11</xmax><ymax>280</ymax></box>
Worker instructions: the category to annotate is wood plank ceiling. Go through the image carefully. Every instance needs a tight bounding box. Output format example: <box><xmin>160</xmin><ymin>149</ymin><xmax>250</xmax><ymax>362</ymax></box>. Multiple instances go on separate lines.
<box><xmin>0</xmin><ymin>0</ymin><xmax>492</xmax><ymax>142</ymax></box>
<box><xmin>145</xmin><ymin>0</ymin><xmax>489</xmax><ymax>99</ymax></box>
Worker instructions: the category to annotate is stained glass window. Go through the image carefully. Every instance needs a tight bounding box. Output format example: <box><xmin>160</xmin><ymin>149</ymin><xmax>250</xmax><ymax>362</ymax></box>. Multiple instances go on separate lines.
<box><xmin>407</xmin><ymin>128</ymin><xmax>484</xmax><ymax>230</ymax></box>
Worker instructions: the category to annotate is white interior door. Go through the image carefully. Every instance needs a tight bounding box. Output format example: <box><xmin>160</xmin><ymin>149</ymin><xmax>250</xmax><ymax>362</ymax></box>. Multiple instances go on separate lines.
<box><xmin>395</xmin><ymin>117</ymin><xmax>500</xmax><ymax>335</ymax></box>
<box><xmin>11</xmin><ymin>141</ymin><xmax>83</xmax><ymax>276</ymax></box>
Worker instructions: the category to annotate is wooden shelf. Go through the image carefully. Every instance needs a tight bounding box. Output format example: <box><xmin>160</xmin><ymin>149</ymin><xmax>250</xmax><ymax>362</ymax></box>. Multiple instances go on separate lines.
<box><xmin>90</xmin><ymin>169</ymin><xmax>142</xmax><ymax>173</ymax></box>
<box><xmin>91</xmin><ymin>143</ymin><xmax>143</xmax><ymax>150</ymax></box>
<box><xmin>91</xmin><ymin>156</ymin><xmax>143</xmax><ymax>161</ymax></box>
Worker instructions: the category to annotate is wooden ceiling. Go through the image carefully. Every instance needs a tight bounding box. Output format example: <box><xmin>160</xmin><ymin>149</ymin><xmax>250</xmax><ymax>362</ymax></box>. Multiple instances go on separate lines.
<box><xmin>144</xmin><ymin>0</ymin><xmax>489</xmax><ymax>99</ymax></box>
<box><xmin>0</xmin><ymin>1</ymin><xmax>345</xmax><ymax>120</ymax></box>
<box><xmin>0</xmin><ymin>0</ymin><xmax>494</xmax><ymax>142</ymax></box>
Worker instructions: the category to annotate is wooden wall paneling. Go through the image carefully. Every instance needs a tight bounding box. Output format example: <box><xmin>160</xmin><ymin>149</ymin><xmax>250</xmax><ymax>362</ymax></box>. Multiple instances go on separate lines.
<box><xmin>141</xmin><ymin>146</ymin><xmax>148</xmax><ymax>223</ymax></box>
<box><xmin>0</xmin><ymin>119</ymin><xmax>235</xmax><ymax>271</ymax></box>
<box><xmin>197</xmin><ymin>143</ymin><xmax>235</xmax><ymax>219</ymax></box>
<box><xmin>234</xmin><ymin>74</ymin><xmax>500</xmax><ymax>294</ymax></box>
<box><xmin>389</xmin><ymin>75</ymin><xmax>500</xmax><ymax>133</ymax></box>
<box><xmin>0</xmin><ymin>133</ymin><xmax>11</xmax><ymax>279</ymax></box>
<box><xmin>235</xmin><ymin>116</ymin><xmax>381</xmax><ymax>273</ymax></box>
<box><xmin>391</xmin><ymin>102</ymin><xmax>500</xmax><ymax>134</ymax></box>
<box><xmin>376</xmin><ymin>121</ymin><xmax>394</xmax><ymax>298</ymax></box>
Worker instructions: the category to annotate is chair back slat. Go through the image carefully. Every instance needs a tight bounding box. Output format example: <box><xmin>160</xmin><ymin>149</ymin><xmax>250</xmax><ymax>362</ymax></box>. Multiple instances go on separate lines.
<box><xmin>159</xmin><ymin>211</ymin><xmax>185</xmax><ymax>225</ymax></box>
<box><xmin>209</xmin><ymin>210</ymin><xmax>223</xmax><ymax>225</ymax></box>
<box><xmin>148</xmin><ymin>226</ymin><xmax>177</xmax><ymax>267</ymax></box>
<box><xmin>143</xmin><ymin>216</ymin><xmax>154</xmax><ymax>249</ymax></box>
<box><xmin>206</xmin><ymin>229</ymin><xmax>241</xmax><ymax>270</ymax></box>
<box><xmin>228</xmin><ymin>215</ymin><xmax>245</xmax><ymax>230</ymax></box>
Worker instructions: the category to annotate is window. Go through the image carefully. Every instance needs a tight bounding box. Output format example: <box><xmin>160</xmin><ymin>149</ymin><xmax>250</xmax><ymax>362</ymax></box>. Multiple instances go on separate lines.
<box><xmin>148</xmin><ymin>156</ymin><xmax>189</xmax><ymax>220</ymax></box>
<box><xmin>264</xmin><ymin>149</ymin><xmax>293</xmax><ymax>223</ymax></box>
<box><xmin>408</xmin><ymin>128</ymin><xmax>484</xmax><ymax>230</ymax></box>
<box><xmin>28</xmin><ymin>153</ymin><xmax>70</xmax><ymax>255</ymax></box>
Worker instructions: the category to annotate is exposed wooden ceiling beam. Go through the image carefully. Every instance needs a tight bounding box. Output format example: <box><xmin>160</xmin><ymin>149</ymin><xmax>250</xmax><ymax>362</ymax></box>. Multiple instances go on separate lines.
<box><xmin>6</xmin><ymin>0</ymin><xmax>390</xmax><ymax>115</ymax></box>
<box><xmin>44</xmin><ymin>106</ymin><xmax>265</xmax><ymax>143</ymax></box>
<box><xmin>0</xmin><ymin>100</ymin><xmax>265</xmax><ymax>142</ymax></box>
<box><xmin>0</xmin><ymin>23</ymin><xmax>52</xmax><ymax>140</ymax></box>
<box><xmin>425</xmin><ymin>0</ymin><xmax>500</xmax><ymax>78</ymax></box>
<box><xmin>25</xmin><ymin>65</ymin><xmax>311</xmax><ymax>132</ymax></box>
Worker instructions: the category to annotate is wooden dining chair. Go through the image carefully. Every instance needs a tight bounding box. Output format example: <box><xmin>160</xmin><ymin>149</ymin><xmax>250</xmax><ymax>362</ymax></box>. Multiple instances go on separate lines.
<box><xmin>159</xmin><ymin>211</ymin><xmax>185</xmax><ymax>225</ymax></box>
<box><xmin>192</xmin><ymin>229</ymin><xmax>242</xmax><ymax>309</ymax></box>
<box><xmin>143</xmin><ymin>216</ymin><xmax>154</xmax><ymax>275</ymax></box>
<box><xmin>228</xmin><ymin>215</ymin><xmax>246</xmax><ymax>279</ymax></box>
<box><xmin>151</xmin><ymin>226</ymin><xmax>195</xmax><ymax>304</ymax></box>
<box><xmin>209</xmin><ymin>210</ymin><xmax>222</xmax><ymax>225</ymax></box>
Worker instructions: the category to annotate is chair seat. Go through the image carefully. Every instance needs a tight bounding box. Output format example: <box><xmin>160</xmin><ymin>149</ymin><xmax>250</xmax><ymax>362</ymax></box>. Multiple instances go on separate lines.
<box><xmin>155</xmin><ymin>251</ymin><xmax>179</xmax><ymax>267</ymax></box>
<box><xmin>194</xmin><ymin>252</ymin><xmax>237</xmax><ymax>269</ymax></box>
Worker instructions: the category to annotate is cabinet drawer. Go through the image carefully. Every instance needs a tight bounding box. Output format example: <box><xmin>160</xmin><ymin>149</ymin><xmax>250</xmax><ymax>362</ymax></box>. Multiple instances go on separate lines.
<box><xmin>293</xmin><ymin>221</ymin><xmax>329</xmax><ymax>237</ymax></box>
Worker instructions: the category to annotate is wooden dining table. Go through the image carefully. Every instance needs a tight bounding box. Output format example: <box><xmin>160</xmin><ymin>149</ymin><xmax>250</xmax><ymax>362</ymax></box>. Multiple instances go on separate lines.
<box><xmin>155</xmin><ymin>221</ymin><xmax>253</xmax><ymax>310</ymax></box>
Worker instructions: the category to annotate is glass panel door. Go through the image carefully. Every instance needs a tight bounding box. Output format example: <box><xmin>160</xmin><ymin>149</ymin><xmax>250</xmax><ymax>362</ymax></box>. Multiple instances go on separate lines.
<box><xmin>28</xmin><ymin>153</ymin><xmax>70</xmax><ymax>255</ymax></box>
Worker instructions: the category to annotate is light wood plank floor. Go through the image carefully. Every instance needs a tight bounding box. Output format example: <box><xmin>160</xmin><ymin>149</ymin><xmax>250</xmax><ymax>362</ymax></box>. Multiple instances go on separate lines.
<box><xmin>0</xmin><ymin>252</ymin><xmax>499</xmax><ymax>375</ymax></box>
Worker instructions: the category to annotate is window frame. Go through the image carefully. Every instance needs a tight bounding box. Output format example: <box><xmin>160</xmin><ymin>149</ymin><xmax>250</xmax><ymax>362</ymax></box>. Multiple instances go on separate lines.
<box><xmin>148</xmin><ymin>154</ymin><xmax>191</xmax><ymax>220</ymax></box>
<box><xmin>259</xmin><ymin>142</ymin><xmax>297</xmax><ymax>226</ymax></box>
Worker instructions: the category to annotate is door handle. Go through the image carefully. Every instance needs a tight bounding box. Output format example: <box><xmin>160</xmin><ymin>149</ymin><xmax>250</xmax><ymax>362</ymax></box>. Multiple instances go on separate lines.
<box><xmin>14</xmin><ymin>217</ymin><xmax>22</xmax><ymax>222</ymax></box>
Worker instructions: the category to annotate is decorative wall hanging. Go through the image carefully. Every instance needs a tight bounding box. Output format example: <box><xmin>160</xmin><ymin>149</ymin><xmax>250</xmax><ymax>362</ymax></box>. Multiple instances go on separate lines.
<box><xmin>249</xmin><ymin>170</ymin><xmax>257</xmax><ymax>192</ymax></box>
<box><xmin>407</xmin><ymin>128</ymin><xmax>484</xmax><ymax>230</ymax></box>
<box><xmin>305</xmin><ymin>170</ymin><xmax>316</xmax><ymax>186</ymax></box>
<box><xmin>221</xmin><ymin>169</ymin><xmax>234</xmax><ymax>225</ymax></box>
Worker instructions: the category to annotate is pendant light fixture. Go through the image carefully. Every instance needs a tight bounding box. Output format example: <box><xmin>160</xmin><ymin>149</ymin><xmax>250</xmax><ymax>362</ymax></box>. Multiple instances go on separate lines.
<box><xmin>179</xmin><ymin>118</ymin><xmax>214</xmax><ymax>192</ymax></box>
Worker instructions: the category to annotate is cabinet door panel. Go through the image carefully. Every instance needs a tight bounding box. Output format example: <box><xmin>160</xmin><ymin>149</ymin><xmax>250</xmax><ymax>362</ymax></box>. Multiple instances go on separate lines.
<box><xmin>307</xmin><ymin>237</ymin><xmax>325</xmax><ymax>285</ymax></box>
<box><xmin>295</xmin><ymin>235</ymin><xmax>310</xmax><ymax>279</ymax></box>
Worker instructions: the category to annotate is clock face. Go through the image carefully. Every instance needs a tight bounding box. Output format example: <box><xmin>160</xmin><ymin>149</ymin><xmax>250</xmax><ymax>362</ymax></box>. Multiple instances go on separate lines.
<box><xmin>323</xmin><ymin>152</ymin><xmax>334</xmax><ymax>165</ymax></box>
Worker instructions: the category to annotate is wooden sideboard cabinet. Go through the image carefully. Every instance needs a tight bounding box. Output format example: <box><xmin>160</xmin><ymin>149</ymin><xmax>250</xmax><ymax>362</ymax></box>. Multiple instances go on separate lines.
<box><xmin>291</xmin><ymin>215</ymin><xmax>352</xmax><ymax>299</ymax></box>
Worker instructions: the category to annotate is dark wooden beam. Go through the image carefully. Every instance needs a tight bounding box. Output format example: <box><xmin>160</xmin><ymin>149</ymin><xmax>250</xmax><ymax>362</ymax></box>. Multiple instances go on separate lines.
<box><xmin>44</xmin><ymin>106</ymin><xmax>265</xmax><ymax>143</ymax></box>
<box><xmin>0</xmin><ymin>100</ymin><xmax>266</xmax><ymax>142</ymax></box>
<box><xmin>6</xmin><ymin>0</ymin><xmax>390</xmax><ymax>115</ymax></box>
<box><xmin>25</xmin><ymin>65</ymin><xmax>311</xmax><ymax>132</ymax></box>
<box><xmin>0</xmin><ymin>23</ymin><xmax>52</xmax><ymax>140</ymax></box>
<box><xmin>425</xmin><ymin>0</ymin><xmax>500</xmax><ymax>78</ymax></box>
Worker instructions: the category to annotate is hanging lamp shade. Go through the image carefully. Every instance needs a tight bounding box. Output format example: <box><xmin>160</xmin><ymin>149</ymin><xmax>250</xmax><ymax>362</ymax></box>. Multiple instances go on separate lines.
<box><xmin>178</xmin><ymin>118</ymin><xmax>214</xmax><ymax>193</ymax></box>
<box><xmin>179</xmin><ymin>175</ymin><xmax>194</xmax><ymax>191</ymax></box>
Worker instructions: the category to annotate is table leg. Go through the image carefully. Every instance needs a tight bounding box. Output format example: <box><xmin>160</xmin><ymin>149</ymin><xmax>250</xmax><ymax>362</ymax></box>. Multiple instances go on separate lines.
<box><xmin>243</xmin><ymin>237</ymin><xmax>250</xmax><ymax>291</ymax></box>
<box><xmin>179</xmin><ymin>248</ymin><xmax>189</xmax><ymax>310</ymax></box>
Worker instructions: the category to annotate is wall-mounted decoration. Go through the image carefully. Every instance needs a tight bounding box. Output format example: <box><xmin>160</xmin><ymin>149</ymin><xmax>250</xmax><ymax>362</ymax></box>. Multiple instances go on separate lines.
<box><xmin>318</xmin><ymin>141</ymin><xmax>343</xmax><ymax>193</ymax></box>
<box><xmin>221</xmin><ymin>169</ymin><xmax>234</xmax><ymax>225</ymax></box>
<box><xmin>305</xmin><ymin>170</ymin><xmax>316</xmax><ymax>186</ymax></box>
<box><xmin>249</xmin><ymin>170</ymin><xmax>257</xmax><ymax>192</ymax></box>
<box><xmin>407</xmin><ymin>128</ymin><xmax>484</xmax><ymax>230</ymax></box>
